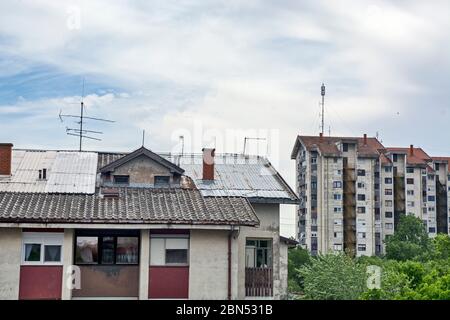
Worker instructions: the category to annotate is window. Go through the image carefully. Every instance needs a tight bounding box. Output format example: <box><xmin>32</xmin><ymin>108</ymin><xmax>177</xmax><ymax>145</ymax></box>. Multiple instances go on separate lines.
<box><xmin>406</xmin><ymin>167</ymin><xmax>414</xmax><ymax>173</ymax></box>
<box><xmin>333</xmin><ymin>207</ymin><xmax>342</xmax><ymax>213</ymax></box>
<box><xmin>357</xmin><ymin>182</ymin><xmax>365</xmax><ymax>188</ymax></box>
<box><xmin>154</xmin><ymin>176</ymin><xmax>170</xmax><ymax>187</ymax></box>
<box><xmin>357</xmin><ymin>194</ymin><xmax>366</xmax><ymax>201</ymax></box>
<box><xmin>428</xmin><ymin>196</ymin><xmax>435</xmax><ymax>202</ymax></box>
<box><xmin>429</xmin><ymin>227</ymin><xmax>436</xmax><ymax>233</ymax></box>
<box><xmin>357</xmin><ymin>169</ymin><xmax>366</xmax><ymax>176</ymax></box>
<box><xmin>114</xmin><ymin>175</ymin><xmax>130</xmax><ymax>184</ymax></box>
<box><xmin>358</xmin><ymin>244</ymin><xmax>366</xmax><ymax>251</ymax></box>
<box><xmin>245</xmin><ymin>239</ymin><xmax>272</xmax><ymax>268</ymax></box>
<box><xmin>357</xmin><ymin>206</ymin><xmax>366</xmax><ymax>214</ymax></box>
<box><xmin>385</xmin><ymin>211</ymin><xmax>393</xmax><ymax>218</ymax></box>
<box><xmin>75</xmin><ymin>232</ymin><xmax>139</xmax><ymax>265</ymax></box>
<box><xmin>407</xmin><ymin>190</ymin><xmax>414</xmax><ymax>196</ymax></box>
<box><xmin>385</xmin><ymin>166</ymin><xmax>392</xmax><ymax>173</ymax></box>
<box><xmin>22</xmin><ymin>232</ymin><xmax>63</xmax><ymax>265</ymax></box>
<box><xmin>342</xmin><ymin>143</ymin><xmax>348</xmax><ymax>152</ymax></box>
<box><xmin>334</xmin><ymin>219</ymin><xmax>342</xmax><ymax>225</ymax></box>
<box><xmin>333</xmin><ymin>181</ymin><xmax>342</xmax><ymax>188</ymax></box>
<box><xmin>358</xmin><ymin>232</ymin><xmax>366</xmax><ymax>239</ymax></box>
<box><xmin>407</xmin><ymin>201</ymin><xmax>415</xmax><ymax>207</ymax></box>
<box><xmin>150</xmin><ymin>235</ymin><xmax>189</xmax><ymax>266</ymax></box>
<box><xmin>435</xmin><ymin>163</ymin><xmax>440</xmax><ymax>170</ymax></box>
<box><xmin>385</xmin><ymin>200</ymin><xmax>393</xmax><ymax>207</ymax></box>
<box><xmin>407</xmin><ymin>178</ymin><xmax>414</xmax><ymax>185</ymax></box>
<box><xmin>428</xmin><ymin>206</ymin><xmax>435</xmax><ymax>212</ymax></box>
<box><xmin>385</xmin><ymin>178</ymin><xmax>392</xmax><ymax>184</ymax></box>
<box><xmin>393</xmin><ymin>154</ymin><xmax>398</xmax><ymax>162</ymax></box>
<box><xmin>385</xmin><ymin>189</ymin><xmax>393</xmax><ymax>195</ymax></box>
<box><xmin>334</xmin><ymin>232</ymin><xmax>342</xmax><ymax>238</ymax></box>
<box><xmin>385</xmin><ymin>223</ymin><xmax>393</xmax><ymax>230</ymax></box>
<box><xmin>333</xmin><ymin>244</ymin><xmax>342</xmax><ymax>251</ymax></box>
<box><xmin>311</xmin><ymin>157</ymin><xmax>317</xmax><ymax>164</ymax></box>
<box><xmin>333</xmin><ymin>193</ymin><xmax>342</xmax><ymax>200</ymax></box>
<box><xmin>333</xmin><ymin>158</ymin><xmax>338</xmax><ymax>163</ymax></box>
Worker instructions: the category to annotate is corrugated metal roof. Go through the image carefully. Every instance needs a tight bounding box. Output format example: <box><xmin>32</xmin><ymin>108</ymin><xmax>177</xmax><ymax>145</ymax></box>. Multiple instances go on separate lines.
<box><xmin>0</xmin><ymin>150</ymin><xmax>97</xmax><ymax>194</ymax></box>
<box><xmin>163</xmin><ymin>154</ymin><xmax>298</xmax><ymax>203</ymax></box>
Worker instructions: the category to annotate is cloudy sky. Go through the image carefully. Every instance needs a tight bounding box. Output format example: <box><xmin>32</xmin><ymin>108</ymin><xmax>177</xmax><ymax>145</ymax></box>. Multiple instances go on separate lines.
<box><xmin>1</xmin><ymin>1</ymin><xmax>450</xmax><ymax>236</ymax></box>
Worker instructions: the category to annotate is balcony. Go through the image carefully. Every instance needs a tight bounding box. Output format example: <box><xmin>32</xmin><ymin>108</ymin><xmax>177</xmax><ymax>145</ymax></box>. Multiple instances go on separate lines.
<box><xmin>245</xmin><ymin>268</ymin><xmax>273</xmax><ymax>297</ymax></box>
<box><xmin>343</xmin><ymin>169</ymin><xmax>356</xmax><ymax>182</ymax></box>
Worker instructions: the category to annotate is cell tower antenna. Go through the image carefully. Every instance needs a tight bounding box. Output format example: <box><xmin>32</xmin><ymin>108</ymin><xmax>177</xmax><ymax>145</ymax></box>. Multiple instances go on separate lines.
<box><xmin>59</xmin><ymin>78</ymin><xmax>115</xmax><ymax>151</ymax></box>
<box><xmin>320</xmin><ymin>83</ymin><xmax>326</xmax><ymax>135</ymax></box>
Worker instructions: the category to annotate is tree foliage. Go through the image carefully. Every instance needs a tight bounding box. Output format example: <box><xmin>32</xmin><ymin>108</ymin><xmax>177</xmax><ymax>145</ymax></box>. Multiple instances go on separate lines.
<box><xmin>385</xmin><ymin>214</ymin><xmax>431</xmax><ymax>261</ymax></box>
<box><xmin>298</xmin><ymin>253</ymin><xmax>366</xmax><ymax>300</ymax></box>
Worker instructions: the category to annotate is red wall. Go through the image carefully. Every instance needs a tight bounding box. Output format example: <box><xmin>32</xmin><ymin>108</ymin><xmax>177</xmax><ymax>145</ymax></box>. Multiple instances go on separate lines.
<box><xmin>149</xmin><ymin>266</ymin><xmax>189</xmax><ymax>299</ymax></box>
<box><xmin>19</xmin><ymin>266</ymin><xmax>63</xmax><ymax>300</ymax></box>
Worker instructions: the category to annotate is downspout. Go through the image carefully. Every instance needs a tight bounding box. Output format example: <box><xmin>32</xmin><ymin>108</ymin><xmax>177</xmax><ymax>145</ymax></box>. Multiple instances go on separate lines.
<box><xmin>228</xmin><ymin>226</ymin><xmax>233</xmax><ymax>300</ymax></box>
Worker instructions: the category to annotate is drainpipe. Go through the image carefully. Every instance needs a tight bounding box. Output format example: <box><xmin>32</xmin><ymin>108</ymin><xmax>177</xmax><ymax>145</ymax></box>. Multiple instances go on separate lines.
<box><xmin>228</xmin><ymin>226</ymin><xmax>233</xmax><ymax>300</ymax></box>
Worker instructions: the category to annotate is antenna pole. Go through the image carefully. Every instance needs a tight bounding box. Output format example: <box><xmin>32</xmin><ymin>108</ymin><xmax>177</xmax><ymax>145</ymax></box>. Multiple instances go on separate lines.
<box><xmin>321</xmin><ymin>83</ymin><xmax>326</xmax><ymax>135</ymax></box>
<box><xmin>142</xmin><ymin>130</ymin><xmax>145</xmax><ymax>147</ymax></box>
<box><xmin>79</xmin><ymin>101</ymin><xmax>83</xmax><ymax>151</ymax></box>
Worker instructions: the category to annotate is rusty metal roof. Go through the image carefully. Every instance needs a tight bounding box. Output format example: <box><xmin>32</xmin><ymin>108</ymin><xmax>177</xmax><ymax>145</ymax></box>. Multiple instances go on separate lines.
<box><xmin>98</xmin><ymin>152</ymin><xmax>298</xmax><ymax>204</ymax></box>
<box><xmin>0</xmin><ymin>188</ymin><xmax>259</xmax><ymax>226</ymax></box>
<box><xmin>0</xmin><ymin>150</ymin><xmax>97</xmax><ymax>194</ymax></box>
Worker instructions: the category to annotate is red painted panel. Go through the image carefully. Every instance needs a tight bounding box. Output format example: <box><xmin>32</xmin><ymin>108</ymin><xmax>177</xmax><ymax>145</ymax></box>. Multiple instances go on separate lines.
<box><xmin>150</xmin><ymin>229</ymin><xmax>190</xmax><ymax>235</ymax></box>
<box><xmin>19</xmin><ymin>266</ymin><xmax>63</xmax><ymax>300</ymax></box>
<box><xmin>149</xmin><ymin>266</ymin><xmax>189</xmax><ymax>299</ymax></box>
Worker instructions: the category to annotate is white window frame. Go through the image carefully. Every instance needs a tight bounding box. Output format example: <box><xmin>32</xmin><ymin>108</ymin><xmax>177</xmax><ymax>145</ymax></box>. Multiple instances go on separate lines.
<box><xmin>150</xmin><ymin>234</ymin><xmax>189</xmax><ymax>266</ymax></box>
<box><xmin>21</xmin><ymin>232</ymin><xmax>64</xmax><ymax>266</ymax></box>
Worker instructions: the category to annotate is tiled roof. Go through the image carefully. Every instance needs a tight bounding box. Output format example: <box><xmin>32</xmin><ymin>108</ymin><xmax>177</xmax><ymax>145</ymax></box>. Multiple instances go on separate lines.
<box><xmin>386</xmin><ymin>147</ymin><xmax>432</xmax><ymax>166</ymax></box>
<box><xmin>0</xmin><ymin>150</ymin><xmax>97</xmax><ymax>194</ymax></box>
<box><xmin>99</xmin><ymin>152</ymin><xmax>299</xmax><ymax>204</ymax></box>
<box><xmin>291</xmin><ymin>135</ymin><xmax>384</xmax><ymax>158</ymax></box>
<box><xmin>0</xmin><ymin>188</ymin><xmax>259</xmax><ymax>226</ymax></box>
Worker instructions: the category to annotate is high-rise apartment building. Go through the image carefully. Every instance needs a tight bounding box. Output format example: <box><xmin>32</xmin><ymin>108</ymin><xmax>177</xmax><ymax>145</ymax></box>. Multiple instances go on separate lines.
<box><xmin>291</xmin><ymin>133</ymin><xmax>450</xmax><ymax>256</ymax></box>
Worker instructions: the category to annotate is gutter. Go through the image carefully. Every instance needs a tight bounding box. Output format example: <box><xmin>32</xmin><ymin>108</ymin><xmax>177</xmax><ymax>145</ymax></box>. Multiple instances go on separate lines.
<box><xmin>227</xmin><ymin>225</ymin><xmax>234</xmax><ymax>300</ymax></box>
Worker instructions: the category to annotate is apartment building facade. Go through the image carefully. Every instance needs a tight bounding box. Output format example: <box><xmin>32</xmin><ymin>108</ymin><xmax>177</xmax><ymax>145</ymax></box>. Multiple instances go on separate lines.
<box><xmin>291</xmin><ymin>134</ymin><xmax>450</xmax><ymax>257</ymax></box>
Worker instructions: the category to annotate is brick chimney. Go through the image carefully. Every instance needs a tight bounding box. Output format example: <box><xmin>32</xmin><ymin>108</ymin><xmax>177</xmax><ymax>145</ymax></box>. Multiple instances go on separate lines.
<box><xmin>363</xmin><ymin>134</ymin><xmax>367</xmax><ymax>145</ymax></box>
<box><xmin>319</xmin><ymin>132</ymin><xmax>323</xmax><ymax>142</ymax></box>
<box><xmin>0</xmin><ymin>143</ymin><xmax>13</xmax><ymax>176</ymax></box>
<box><xmin>202</xmin><ymin>148</ymin><xmax>215</xmax><ymax>180</ymax></box>
<box><xmin>409</xmin><ymin>145</ymin><xmax>414</xmax><ymax>156</ymax></box>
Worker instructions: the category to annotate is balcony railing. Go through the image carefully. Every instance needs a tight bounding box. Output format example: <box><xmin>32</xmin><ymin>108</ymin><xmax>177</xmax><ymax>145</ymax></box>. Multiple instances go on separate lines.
<box><xmin>245</xmin><ymin>267</ymin><xmax>273</xmax><ymax>297</ymax></box>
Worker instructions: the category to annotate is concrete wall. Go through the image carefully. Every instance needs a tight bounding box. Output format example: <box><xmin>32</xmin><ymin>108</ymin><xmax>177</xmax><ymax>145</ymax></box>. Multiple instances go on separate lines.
<box><xmin>0</xmin><ymin>228</ymin><xmax>21</xmax><ymax>299</ymax></box>
<box><xmin>188</xmin><ymin>229</ymin><xmax>236</xmax><ymax>300</ymax></box>
<box><xmin>108</xmin><ymin>155</ymin><xmax>178</xmax><ymax>185</ymax></box>
<box><xmin>237</xmin><ymin>203</ymin><xmax>284</xmax><ymax>299</ymax></box>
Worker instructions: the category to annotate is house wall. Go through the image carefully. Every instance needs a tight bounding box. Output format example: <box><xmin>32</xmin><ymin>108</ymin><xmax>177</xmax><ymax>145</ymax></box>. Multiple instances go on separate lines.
<box><xmin>109</xmin><ymin>155</ymin><xmax>178</xmax><ymax>185</ymax></box>
<box><xmin>237</xmin><ymin>203</ymin><xmax>284</xmax><ymax>299</ymax></box>
<box><xmin>188</xmin><ymin>229</ymin><xmax>236</xmax><ymax>300</ymax></box>
<box><xmin>0</xmin><ymin>228</ymin><xmax>21</xmax><ymax>299</ymax></box>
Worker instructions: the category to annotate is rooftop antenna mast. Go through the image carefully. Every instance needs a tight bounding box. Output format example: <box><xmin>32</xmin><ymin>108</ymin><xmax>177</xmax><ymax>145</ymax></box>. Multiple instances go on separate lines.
<box><xmin>243</xmin><ymin>137</ymin><xmax>266</xmax><ymax>155</ymax></box>
<box><xmin>320</xmin><ymin>83</ymin><xmax>326</xmax><ymax>135</ymax></box>
<box><xmin>59</xmin><ymin>78</ymin><xmax>115</xmax><ymax>151</ymax></box>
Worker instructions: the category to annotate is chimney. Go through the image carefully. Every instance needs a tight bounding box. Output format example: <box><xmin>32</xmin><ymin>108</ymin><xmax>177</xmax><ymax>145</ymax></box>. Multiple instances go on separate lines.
<box><xmin>0</xmin><ymin>143</ymin><xmax>13</xmax><ymax>176</ymax></box>
<box><xmin>409</xmin><ymin>145</ymin><xmax>414</xmax><ymax>156</ymax></box>
<box><xmin>363</xmin><ymin>134</ymin><xmax>367</xmax><ymax>145</ymax></box>
<box><xmin>202</xmin><ymin>148</ymin><xmax>215</xmax><ymax>180</ymax></box>
<box><xmin>319</xmin><ymin>132</ymin><xmax>323</xmax><ymax>142</ymax></box>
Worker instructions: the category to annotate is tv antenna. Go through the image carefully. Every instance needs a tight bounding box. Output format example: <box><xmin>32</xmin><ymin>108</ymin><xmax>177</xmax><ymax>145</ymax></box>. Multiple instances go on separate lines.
<box><xmin>59</xmin><ymin>79</ymin><xmax>115</xmax><ymax>151</ymax></box>
<box><xmin>243</xmin><ymin>137</ymin><xmax>267</xmax><ymax>155</ymax></box>
<box><xmin>320</xmin><ymin>83</ymin><xmax>326</xmax><ymax>135</ymax></box>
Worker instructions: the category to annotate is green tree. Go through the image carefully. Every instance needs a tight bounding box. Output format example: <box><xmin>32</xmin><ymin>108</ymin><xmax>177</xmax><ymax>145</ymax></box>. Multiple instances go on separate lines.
<box><xmin>288</xmin><ymin>247</ymin><xmax>310</xmax><ymax>293</ymax></box>
<box><xmin>298</xmin><ymin>253</ymin><xmax>366</xmax><ymax>300</ymax></box>
<box><xmin>385</xmin><ymin>215</ymin><xmax>430</xmax><ymax>261</ymax></box>
<box><xmin>430</xmin><ymin>234</ymin><xmax>450</xmax><ymax>260</ymax></box>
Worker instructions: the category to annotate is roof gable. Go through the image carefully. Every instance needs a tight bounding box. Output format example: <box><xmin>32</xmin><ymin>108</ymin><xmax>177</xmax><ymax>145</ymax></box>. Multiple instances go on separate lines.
<box><xmin>99</xmin><ymin>147</ymin><xmax>184</xmax><ymax>175</ymax></box>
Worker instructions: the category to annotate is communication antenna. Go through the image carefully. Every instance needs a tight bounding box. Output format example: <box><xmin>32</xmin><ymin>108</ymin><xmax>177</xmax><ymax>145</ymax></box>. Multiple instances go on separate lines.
<box><xmin>179</xmin><ymin>135</ymin><xmax>184</xmax><ymax>155</ymax></box>
<box><xmin>320</xmin><ymin>83</ymin><xmax>326</xmax><ymax>135</ymax></box>
<box><xmin>59</xmin><ymin>78</ymin><xmax>115</xmax><ymax>151</ymax></box>
<box><xmin>142</xmin><ymin>130</ymin><xmax>146</xmax><ymax>147</ymax></box>
<box><xmin>243</xmin><ymin>137</ymin><xmax>266</xmax><ymax>155</ymax></box>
